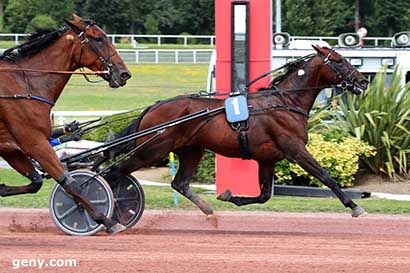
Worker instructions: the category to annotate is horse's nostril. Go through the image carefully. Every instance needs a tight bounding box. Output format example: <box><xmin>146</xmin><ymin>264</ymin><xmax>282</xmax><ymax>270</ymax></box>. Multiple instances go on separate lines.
<box><xmin>120</xmin><ymin>72</ymin><xmax>131</xmax><ymax>80</ymax></box>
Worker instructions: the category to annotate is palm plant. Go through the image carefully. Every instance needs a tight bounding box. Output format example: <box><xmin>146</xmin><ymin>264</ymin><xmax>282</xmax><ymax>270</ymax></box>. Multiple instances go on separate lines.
<box><xmin>335</xmin><ymin>68</ymin><xmax>410</xmax><ymax>178</ymax></box>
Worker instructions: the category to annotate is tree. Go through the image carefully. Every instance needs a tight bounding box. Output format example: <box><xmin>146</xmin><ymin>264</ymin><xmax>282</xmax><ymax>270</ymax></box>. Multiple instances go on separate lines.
<box><xmin>0</xmin><ymin>0</ymin><xmax>8</xmax><ymax>31</ymax></box>
<box><xmin>25</xmin><ymin>15</ymin><xmax>57</xmax><ymax>33</ymax></box>
<box><xmin>80</xmin><ymin>0</ymin><xmax>135</xmax><ymax>33</ymax></box>
<box><xmin>4</xmin><ymin>0</ymin><xmax>73</xmax><ymax>33</ymax></box>
<box><xmin>366</xmin><ymin>0</ymin><xmax>410</xmax><ymax>36</ymax></box>
<box><xmin>175</xmin><ymin>0</ymin><xmax>214</xmax><ymax>35</ymax></box>
<box><xmin>283</xmin><ymin>0</ymin><xmax>352</xmax><ymax>36</ymax></box>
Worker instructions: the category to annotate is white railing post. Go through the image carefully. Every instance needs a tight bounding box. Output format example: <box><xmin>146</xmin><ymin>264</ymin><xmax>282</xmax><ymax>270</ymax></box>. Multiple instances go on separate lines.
<box><xmin>15</xmin><ymin>34</ymin><xmax>19</xmax><ymax>45</ymax></box>
<box><xmin>175</xmin><ymin>51</ymin><xmax>179</xmax><ymax>64</ymax></box>
<box><xmin>157</xmin><ymin>36</ymin><xmax>161</xmax><ymax>46</ymax></box>
<box><xmin>184</xmin><ymin>36</ymin><xmax>188</xmax><ymax>47</ymax></box>
<box><xmin>155</xmin><ymin>50</ymin><xmax>159</xmax><ymax>64</ymax></box>
<box><xmin>193</xmin><ymin>50</ymin><xmax>197</xmax><ymax>64</ymax></box>
<box><xmin>135</xmin><ymin>51</ymin><xmax>139</xmax><ymax>64</ymax></box>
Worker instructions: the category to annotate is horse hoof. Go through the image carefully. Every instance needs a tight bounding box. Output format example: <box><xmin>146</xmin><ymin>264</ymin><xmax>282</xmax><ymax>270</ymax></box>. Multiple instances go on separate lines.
<box><xmin>206</xmin><ymin>214</ymin><xmax>218</xmax><ymax>228</ymax></box>
<box><xmin>0</xmin><ymin>184</ymin><xmax>7</xmax><ymax>196</ymax></box>
<box><xmin>351</xmin><ymin>206</ymin><xmax>367</xmax><ymax>218</ymax></box>
<box><xmin>217</xmin><ymin>190</ymin><xmax>232</xmax><ymax>202</ymax></box>
<box><xmin>106</xmin><ymin>223</ymin><xmax>127</xmax><ymax>235</ymax></box>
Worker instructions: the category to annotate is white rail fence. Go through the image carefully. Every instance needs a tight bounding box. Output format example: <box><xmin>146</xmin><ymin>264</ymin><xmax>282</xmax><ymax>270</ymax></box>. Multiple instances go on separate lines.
<box><xmin>0</xmin><ymin>33</ymin><xmax>216</xmax><ymax>47</ymax></box>
<box><xmin>0</xmin><ymin>46</ymin><xmax>214</xmax><ymax>64</ymax></box>
<box><xmin>118</xmin><ymin>49</ymin><xmax>213</xmax><ymax>64</ymax></box>
<box><xmin>52</xmin><ymin>111</ymin><xmax>126</xmax><ymax>125</ymax></box>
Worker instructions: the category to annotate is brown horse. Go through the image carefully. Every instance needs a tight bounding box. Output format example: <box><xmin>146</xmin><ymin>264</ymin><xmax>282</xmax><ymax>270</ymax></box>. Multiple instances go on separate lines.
<box><xmin>0</xmin><ymin>14</ymin><xmax>131</xmax><ymax>233</ymax></box>
<box><xmin>106</xmin><ymin>45</ymin><xmax>369</xmax><ymax>224</ymax></box>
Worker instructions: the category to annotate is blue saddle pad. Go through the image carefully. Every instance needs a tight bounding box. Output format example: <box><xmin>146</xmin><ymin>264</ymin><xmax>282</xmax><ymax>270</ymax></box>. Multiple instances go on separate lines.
<box><xmin>224</xmin><ymin>95</ymin><xmax>249</xmax><ymax>123</ymax></box>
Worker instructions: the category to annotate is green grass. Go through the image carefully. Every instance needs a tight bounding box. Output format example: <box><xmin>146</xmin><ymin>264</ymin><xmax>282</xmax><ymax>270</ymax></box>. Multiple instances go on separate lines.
<box><xmin>55</xmin><ymin>64</ymin><xmax>208</xmax><ymax>110</ymax></box>
<box><xmin>1</xmin><ymin>169</ymin><xmax>410</xmax><ymax>215</ymax></box>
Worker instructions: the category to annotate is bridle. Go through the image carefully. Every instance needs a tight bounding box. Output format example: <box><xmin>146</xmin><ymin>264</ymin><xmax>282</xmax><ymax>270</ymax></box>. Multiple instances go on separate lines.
<box><xmin>319</xmin><ymin>50</ymin><xmax>358</xmax><ymax>92</ymax></box>
<box><xmin>71</xmin><ymin>21</ymin><xmax>119</xmax><ymax>84</ymax></box>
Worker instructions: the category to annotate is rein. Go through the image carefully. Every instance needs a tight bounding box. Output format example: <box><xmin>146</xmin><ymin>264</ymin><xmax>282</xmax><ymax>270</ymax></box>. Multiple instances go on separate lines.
<box><xmin>0</xmin><ymin>67</ymin><xmax>109</xmax><ymax>75</ymax></box>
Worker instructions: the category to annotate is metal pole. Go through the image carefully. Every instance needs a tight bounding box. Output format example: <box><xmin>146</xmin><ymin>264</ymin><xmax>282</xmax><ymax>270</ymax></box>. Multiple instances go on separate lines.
<box><xmin>275</xmin><ymin>0</ymin><xmax>281</xmax><ymax>33</ymax></box>
<box><xmin>169</xmin><ymin>153</ymin><xmax>179</xmax><ymax>208</ymax></box>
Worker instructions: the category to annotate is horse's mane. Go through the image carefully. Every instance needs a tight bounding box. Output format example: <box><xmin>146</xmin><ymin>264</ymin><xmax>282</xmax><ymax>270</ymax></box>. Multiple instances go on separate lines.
<box><xmin>269</xmin><ymin>54</ymin><xmax>316</xmax><ymax>86</ymax></box>
<box><xmin>0</xmin><ymin>27</ymin><xmax>68</xmax><ymax>62</ymax></box>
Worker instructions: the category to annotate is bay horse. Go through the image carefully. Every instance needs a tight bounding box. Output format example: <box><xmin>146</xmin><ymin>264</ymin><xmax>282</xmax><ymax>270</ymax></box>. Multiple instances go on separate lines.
<box><xmin>107</xmin><ymin>45</ymin><xmax>369</xmax><ymax>224</ymax></box>
<box><xmin>0</xmin><ymin>14</ymin><xmax>131</xmax><ymax>234</ymax></box>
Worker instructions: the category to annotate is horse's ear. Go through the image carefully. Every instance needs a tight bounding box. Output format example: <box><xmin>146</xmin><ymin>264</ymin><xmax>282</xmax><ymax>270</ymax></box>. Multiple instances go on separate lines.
<box><xmin>71</xmin><ymin>14</ymin><xmax>82</xmax><ymax>22</ymax></box>
<box><xmin>64</xmin><ymin>15</ymin><xmax>82</xmax><ymax>33</ymax></box>
<box><xmin>311</xmin><ymin>45</ymin><xmax>321</xmax><ymax>53</ymax></box>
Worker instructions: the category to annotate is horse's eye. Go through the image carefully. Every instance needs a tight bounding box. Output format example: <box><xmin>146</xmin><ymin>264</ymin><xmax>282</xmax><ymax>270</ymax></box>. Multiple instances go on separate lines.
<box><xmin>94</xmin><ymin>37</ymin><xmax>102</xmax><ymax>42</ymax></box>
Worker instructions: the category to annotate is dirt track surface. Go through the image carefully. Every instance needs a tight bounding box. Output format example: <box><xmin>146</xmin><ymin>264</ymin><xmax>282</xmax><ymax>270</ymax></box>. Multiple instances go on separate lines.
<box><xmin>1</xmin><ymin>210</ymin><xmax>410</xmax><ymax>273</ymax></box>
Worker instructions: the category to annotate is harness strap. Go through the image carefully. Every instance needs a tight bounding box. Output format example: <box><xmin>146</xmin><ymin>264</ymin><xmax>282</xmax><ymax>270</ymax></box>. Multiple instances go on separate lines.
<box><xmin>30</xmin><ymin>95</ymin><xmax>55</xmax><ymax>106</ymax></box>
<box><xmin>238</xmin><ymin>130</ymin><xmax>251</xmax><ymax>160</ymax></box>
<box><xmin>0</xmin><ymin>94</ymin><xmax>55</xmax><ymax>106</ymax></box>
<box><xmin>0</xmin><ymin>67</ymin><xmax>109</xmax><ymax>75</ymax></box>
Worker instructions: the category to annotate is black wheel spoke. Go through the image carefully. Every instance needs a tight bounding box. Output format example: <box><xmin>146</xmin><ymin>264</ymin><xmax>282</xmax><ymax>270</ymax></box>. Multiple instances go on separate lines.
<box><xmin>57</xmin><ymin>205</ymin><xmax>79</xmax><ymax>220</ymax></box>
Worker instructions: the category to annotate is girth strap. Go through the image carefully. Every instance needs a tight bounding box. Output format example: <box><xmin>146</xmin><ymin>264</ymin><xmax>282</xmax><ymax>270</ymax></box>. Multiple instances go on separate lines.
<box><xmin>238</xmin><ymin>129</ymin><xmax>251</xmax><ymax>160</ymax></box>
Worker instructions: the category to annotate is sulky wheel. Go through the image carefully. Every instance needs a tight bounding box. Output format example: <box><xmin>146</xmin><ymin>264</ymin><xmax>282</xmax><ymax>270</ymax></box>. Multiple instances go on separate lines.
<box><xmin>49</xmin><ymin>169</ymin><xmax>114</xmax><ymax>236</ymax></box>
<box><xmin>107</xmin><ymin>175</ymin><xmax>145</xmax><ymax>229</ymax></box>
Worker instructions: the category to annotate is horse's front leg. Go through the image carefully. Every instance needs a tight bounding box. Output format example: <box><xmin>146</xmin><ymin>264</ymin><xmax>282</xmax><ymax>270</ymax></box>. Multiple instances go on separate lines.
<box><xmin>217</xmin><ymin>161</ymin><xmax>274</xmax><ymax>206</ymax></box>
<box><xmin>20</xmin><ymin>137</ymin><xmax>125</xmax><ymax>234</ymax></box>
<box><xmin>0</xmin><ymin>150</ymin><xmax>43</xmax><ymax>197</ymax></box>
<box><xmin>286</xmin><ymin>145</ymin><xmax>366</xmax><ymax>217</ymax></box>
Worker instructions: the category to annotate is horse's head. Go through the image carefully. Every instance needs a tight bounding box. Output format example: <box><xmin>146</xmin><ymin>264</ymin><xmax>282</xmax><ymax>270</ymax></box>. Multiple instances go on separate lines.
<box><xmin>64</xmin><ymin>14</ymin><xmax>131</xmax><ymax>88</ymax></box>
<box><xmin>312</xmin><ymin>45</ymin><xmax>368</xmax><ymax>94</ymax></box>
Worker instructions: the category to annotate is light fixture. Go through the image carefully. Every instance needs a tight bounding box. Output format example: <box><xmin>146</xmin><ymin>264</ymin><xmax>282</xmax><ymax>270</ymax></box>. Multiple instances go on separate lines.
<box><xmin>349</xmin><ymin>58</ymin><xmax>363</xmax><ymax>67</ymax></box>
<box><xmin>338</xmin><ymin>33</ymin><xmax>360</xmax><ymax>47</ymax></box>
<box><xmin>381</xmin><ymin>58</ymin><xmax>395</xmax><ymax>67</ymax></box>
<box><xmin>392</xmin><ymin>32</ymin><xmax>410</xmax><ymax>47</ymax></box>
<box><xmin>273</xmin><ymin>32</ymin><xmax>290</xmax><ymax>49</ymax></box>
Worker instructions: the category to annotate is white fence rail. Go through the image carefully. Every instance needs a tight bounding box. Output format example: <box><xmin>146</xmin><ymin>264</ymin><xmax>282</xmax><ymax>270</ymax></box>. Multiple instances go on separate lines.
<box><xmin>118</xmin><ymin>49</ymin><xmax>213</xmax><ymax>64</ymax></box>
<box><xmin>52</xmin><ymin>111</ymin><xmax>126</xmax><ymax>125</ymax></box>
<box><xmin>0</xmin><ymin>33</ymin><xmax>216</xmax><ymax>47</ymax></box>
<box><xmin>0</xmin><ymin>47</ymin><xmax>214</xmax><ymax>64</ymax></box>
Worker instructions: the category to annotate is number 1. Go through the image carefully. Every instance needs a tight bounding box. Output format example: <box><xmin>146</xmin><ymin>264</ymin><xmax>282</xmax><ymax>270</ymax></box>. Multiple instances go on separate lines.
<box><xmin>231</xmin><ymin>97</ymin><xmax>240</xmax><ymax>115</ymax></box>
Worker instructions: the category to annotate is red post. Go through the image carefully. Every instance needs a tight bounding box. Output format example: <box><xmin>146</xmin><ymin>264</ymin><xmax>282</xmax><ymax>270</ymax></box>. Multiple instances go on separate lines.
<box><xmin>215</xmin><ymin>0</ymin><xmax>272</xmax><ymax>196</ymax></box>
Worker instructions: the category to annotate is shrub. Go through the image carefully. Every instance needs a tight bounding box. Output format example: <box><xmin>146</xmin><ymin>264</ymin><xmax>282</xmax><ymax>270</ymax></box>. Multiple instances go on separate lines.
<box><xmin>83</xmin><ymin>109</ymin><xmax>144</xmax><ymax>142</ymax></box>
<box><xmin>192</xmin><ymin>150</ymin><xmax>215</xmax><ymax>183</ymax></box>
<box><xmin>335</xmin><ymin>68</ymin><xmax>410</xmax><ymax>178</ymax></box>
<box><xmin>25</xmin><ymin>15</ymin><xmax>57</xmax><ymax>33</ymax></box>
<box><xmin>275</xmin><ymin>133</ymin><xmax>375</xmax><ymax>187</ymax></box>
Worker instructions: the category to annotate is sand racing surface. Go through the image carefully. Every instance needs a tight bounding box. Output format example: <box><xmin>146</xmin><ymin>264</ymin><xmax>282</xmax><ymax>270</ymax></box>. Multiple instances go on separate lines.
<box><xmin>1</xmin><ymin>210</ymin><xmax>410</xmax><ymax>273</ymax></box>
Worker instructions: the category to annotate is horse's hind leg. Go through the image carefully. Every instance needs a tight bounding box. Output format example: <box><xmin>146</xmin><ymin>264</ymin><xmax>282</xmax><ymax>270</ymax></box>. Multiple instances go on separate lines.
<box><xmin>287</xmin><ymin>146</ymin><xmax>366</xmax><ymax>217</ymax></box>
<box><xmin>217</xmin><ymin>161</ymin><xmax>274</xmax><ymax>206</ymax></box>
<box><xmin>0</xmin><ymin>151</ymin><xmax>43</xmax><ymax>197</ymax></box>
<box><xmin>172</xmin><ymin>147</ymin><xmax>217</xmax><ymax>225</ymax></box>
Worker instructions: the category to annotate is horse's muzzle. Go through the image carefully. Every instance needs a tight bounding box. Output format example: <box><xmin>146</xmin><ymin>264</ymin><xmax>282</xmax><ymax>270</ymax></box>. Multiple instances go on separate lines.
<box><xmin>354</xmin><ymin>79</ymin><xmax>369</xmax><ymax>94</ymax></box>
<box><xmin>109</xmin><ymin>69</ymin><xmax>131</xmax><ymax>88</ymax></box>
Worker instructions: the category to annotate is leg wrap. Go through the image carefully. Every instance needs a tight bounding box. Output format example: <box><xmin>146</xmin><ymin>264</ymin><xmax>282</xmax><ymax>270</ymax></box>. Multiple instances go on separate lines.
<box><xmin>56</xmin><ymin>171</ymin><xmax>75</xmax><ymax>189</ymax></box>
<box><xmin>27</xmin><ymin>171</ymin><xmax>43</xmax><ymax>185</ymax></box>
